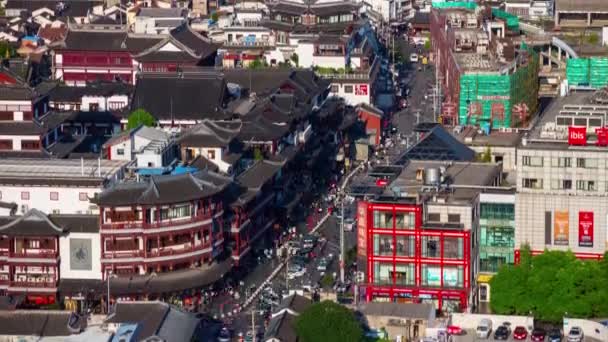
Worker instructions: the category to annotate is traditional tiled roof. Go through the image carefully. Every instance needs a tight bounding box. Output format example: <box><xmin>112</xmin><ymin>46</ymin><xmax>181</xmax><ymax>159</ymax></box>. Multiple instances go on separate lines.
<box><xmin>59</xmin><ymin>30</ymin><xmax>163</xmax><ymax>52</ymax></box>
<box><xmin>0</xmin><ymin>310</ymin><xmax>85</xmax><ymax>336</ymax></box>
<box><xmin>92</xmin><ymin>170</ymin><xmax>231</xmax><ymax>206</ymax></box>
<box><xmin>0</xmin><ymin>208</ymin><xmax>66</xmax><ymax>236</ymax></box>
<box><xmin>48</xmin><ymin>81</ymin><xmax>133</xmax><ymax>103</ymax></box>
<box><xmin>236</xmin><ymin>159</ymin><xmax>284</xmax><ymax>190</ymax></box>
<box><xmin>178</xmin><ymin>119</ymin><xmax>241</xmax><ymax>148</ymax></box>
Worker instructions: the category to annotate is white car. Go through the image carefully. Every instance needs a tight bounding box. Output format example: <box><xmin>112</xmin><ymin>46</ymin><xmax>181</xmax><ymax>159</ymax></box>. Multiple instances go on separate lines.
<box><xmin>410</xmin><ymin>53</ymin><xmax>419</xmax><ymax>63</ymax></box>
<box><xmin>567</xmin><ymin>327</ymin><xmax>584</xmax><ymax>342</ymax></box>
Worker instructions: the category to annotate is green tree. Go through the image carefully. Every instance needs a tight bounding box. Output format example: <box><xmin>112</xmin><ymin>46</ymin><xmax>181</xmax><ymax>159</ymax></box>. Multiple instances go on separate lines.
<box><xmin>320</xmin><ymin>274</ymin><xmax>334</xmax><ymax>288</ymax></box>
<box><xmin>295</xmin><ymin>301</ymin><xmax>363</xmax><ymax>342</ymax></box>
<box><xmin>587</xmin><ymin>33</ymin><xmax>599</xmax><ymax>45</ymax></box>
<box><xmin>490</xmin><ymin>247</ymin><xmax>608</xmax><ymax>322</ymax></box>
<box><xmin>424</xmin><ymin>39</ymin><xmax>431</xmax><ymax>50</ymax></box>
<box><xmin>253</xmin><ymin>147</ymin><xmax>264</xmax><ymax>161</ymax></box>
<box><xmin>210</xmin><ymin>11</ymin><xmax>219</xmax><ymax>22</ymax></box>
<box><xmin>481</xmin><ymin>146</ymin><xmax>492</xmax><ymax>163</ymax></box>
<box><xmin>248</xmin><ymin>58</ymin><xmax>266</xmax><ymax>69</ymax></box>
<box><xmin>290</xmin><ymin>53</ymin><xmax>299</xmax><ymax>67</ymax></box>
<box><xmin>127</xmin><ymin>109</ymin><xmax>156</xmax><ymax>130</ymax></box>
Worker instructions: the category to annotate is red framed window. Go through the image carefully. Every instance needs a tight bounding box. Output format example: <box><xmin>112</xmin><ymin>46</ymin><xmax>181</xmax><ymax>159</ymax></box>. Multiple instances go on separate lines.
<box><xmin>21</xmin><ymin>192</ymin><xmax>30</xmax><ymax>200</ymax></box>
<box><xmin>79</xmin><ymin>192</ymin><xmax>88</xmax><ymax>201</ymax></box>
<box><xmin>50</xmin><ymin>192</ymin><xmax>59</xmax><ymax>201</ymax></box>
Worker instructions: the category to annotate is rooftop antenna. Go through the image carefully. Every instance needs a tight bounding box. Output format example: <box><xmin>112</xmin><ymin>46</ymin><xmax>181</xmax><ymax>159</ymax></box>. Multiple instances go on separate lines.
<box><xmin>97</xmin><ymin>158</ymin><xmax>101</xmax><ymax>177</ymax></box>
<box><xmin>81</xmin><ymin>157</ymin><xmax>84</xmax><ymax>176</ymax></box>
<box><xmin>170</xmin><ymin>96</ymin><xmax>174</xmax><ymax>126</ymax></box>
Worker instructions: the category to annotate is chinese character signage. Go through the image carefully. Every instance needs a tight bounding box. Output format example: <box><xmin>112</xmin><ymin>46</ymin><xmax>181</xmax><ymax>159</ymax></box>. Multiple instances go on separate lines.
<box><xmin>596</xmin><ymin>127</ymin><xmax>608</xmax><ymax>146</ymax></box>
<box><xmin>554</xmin><ymin>211</ymin><xmax>569</xmax><ymax>245</ymax></box>
<box><xmin>568</xmin><ymin>126</ymin><xmax>587</xmax><ymax>145</ymax></box>
<box><xmin>578</xmin><ymin>211</ymin><xmax>594</xmax><ymax>247</ymax></box>
<box><xmin>357</xmin><ymin>202</ymin><xmax>368</xmax><ymax>256</ymax></box>
<box><xmin>355</xmin><ymin>84</ymin><xmax>368</xmax><ymax>96</ymax></box>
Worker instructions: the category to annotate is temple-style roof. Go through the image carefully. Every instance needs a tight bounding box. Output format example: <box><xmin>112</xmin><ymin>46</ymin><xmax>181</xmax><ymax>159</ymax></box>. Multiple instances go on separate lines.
<box><xmin>0</xmin><ymin>208</ymin><xmax>65</xmax><ymax>236</ymax></box>
<box><xmin>93</xmin><ymin>170</ymin><xmax>231</xmax><ymax>206</ymax></box>
<box><xmin>178</xmin><ymin>119</ymin><xmax>241</xmax><ymax>148</ymax></box>
<box><xmin>134</xmin><ymin>24</ymin><xmax>218</xmax><ymax>63</ymax></box>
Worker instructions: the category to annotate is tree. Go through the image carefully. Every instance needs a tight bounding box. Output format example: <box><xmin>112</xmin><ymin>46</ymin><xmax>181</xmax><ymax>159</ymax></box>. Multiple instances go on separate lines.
<box><xmin>248</xmin><ymin>58</ymin><xmax>266</xmax><ymax>69</ymax></box>
<box><xmin>210</xmin><ymin>11</ymin><xmax>219</xmax><ymax>22</ymax></box>
<box><xmin>295</xmin><ymin>301</ymin><xmax>364</xmax><ymax>342</ymax></box>
<box><xmin>253</xmin><ymin>147</ymin><xmax>264</xmax><ymax>161</ymax></box>
<box><xmin>320</xmin><ymin>274</ymin><xmax>334</xmax><ymax>289</ymax></box>
<box><xmin>481</xmin><ymin>146</ymin><xmax>492</xmax><ymax>163</ymax></box>
<box><xmin>127</xmin><ymin>109</ymin><xmax>156</xmax><ymax>130</ymax></box>
<box><xmin>587</xmin><ymin>33</ymin><xmax>599</xmax><ymax>45</ymax></box>
<box><xmin>490</xmin><ymin>247</ymin><xmax>608</xmax><ymax>323</ymax></box>
<box><xmin>290</xmin><ymin>53</ymin><xmax>299</xmax><ymax>68</ymax></box>
<box><xmin>424</xmin><ymin>39</ymin><xmax>431</xmax><ymax>51</ymax></box>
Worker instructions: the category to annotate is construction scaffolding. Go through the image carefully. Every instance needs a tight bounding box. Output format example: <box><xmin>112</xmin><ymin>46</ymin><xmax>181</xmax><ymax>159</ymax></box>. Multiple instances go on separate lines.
<box><xmin>431</xmin><ymin>1</ymin><xmax>478</xmax><ymax>10</ymax></box>
<box><xmin>458</xmin><ymin>50</ymin><xmax>539</xmax><ymax>129</ymax></box>
<box><xmin>566</xmin><ymin>57</ymin><xmax>608</xmax><ymax>88</ymax></box>
<box><xmin>491</xmin><ymin>9</ymin><xmax>519</xmax><ymax>31</ymax></box>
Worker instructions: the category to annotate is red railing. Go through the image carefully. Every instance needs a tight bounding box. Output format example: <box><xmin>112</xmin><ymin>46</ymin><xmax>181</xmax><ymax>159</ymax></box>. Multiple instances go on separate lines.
<box><xmin>0</xmin><ymin>250</ymin><xmax>9</xmax><ymax>257</ymax></box>
<box><xmin>147</xmin><ymin>245</ymin><xmax>194</xmax><ymax>257</ymax></box>
<box><xmin>102</xmin><ymin>250</ymin><xmax>144</xmax><ymax>259</ymax></box>
<box><xmin>10</xmin><ymin>281</ymin><xmax>57</xmax><ymax>288</ymax></box>
<box><xmin>10</xmin><ymin>250</ymin><xmax>58</xmax><ymax>259</ymax></box>
<box><xmin>0</xmin><ymin>278</ymin><xmax>9</xmax><ymax>285</ymax></box>
<box><xmin>101</xmin><ymin>213</ymin><xmax>215</xmax><ymax>230</ymax></box>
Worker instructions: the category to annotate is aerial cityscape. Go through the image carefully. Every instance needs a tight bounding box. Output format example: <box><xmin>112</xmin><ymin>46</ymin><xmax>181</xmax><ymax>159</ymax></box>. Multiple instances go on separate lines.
<box><xmin>0</xmin><ymin>0</ymin><xmax>606</xmax><ymax>341</ymax></box>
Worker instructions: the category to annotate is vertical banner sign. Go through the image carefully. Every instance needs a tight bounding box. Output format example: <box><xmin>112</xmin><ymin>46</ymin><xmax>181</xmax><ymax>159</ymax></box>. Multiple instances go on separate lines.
<box><xmin>553</xmin><ymin>211</ymin><xmax>569</xmax><ymax>245</ymax></box>
<box><xmin>578</xmin><ymin>211</ymin><xmax>594</xmax><ymax>247</ymax></box>
<box><xmin>355</xmin><ymin>84</ymin><xmax>369</xmax><ymax>96</ymax></box>
<box><xmin>357</xmin><ymin>202</ymin><xmax>368</xmax><ymax>256</ymax></box>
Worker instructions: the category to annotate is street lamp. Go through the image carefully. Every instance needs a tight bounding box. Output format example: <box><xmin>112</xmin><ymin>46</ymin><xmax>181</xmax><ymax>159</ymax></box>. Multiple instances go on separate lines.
<box><xmin>106</xmin><ymin>270</ymin><xmax>117</xmax><ymax>314</ymax></box>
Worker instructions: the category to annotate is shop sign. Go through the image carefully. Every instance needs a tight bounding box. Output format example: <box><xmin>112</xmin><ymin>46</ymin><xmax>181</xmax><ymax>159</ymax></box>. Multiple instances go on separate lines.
<box><xmin>357</xmin><ymin>202</ymin><xmax>368</xmax><ymax>256</ymax></box>
<box><xmin>568</xmin><ymin>126</ymin><xmax>587</xmax><ymax>145</ymax></box>
<box><xmin>355</xmin><ymin>84</ymin><xmax>368</xmax><ymax>96</ymax></box>
<box><xmin>578</xmin><ymin>211</ymin><xmax>594</xmax><ymax>247</ymax></box>
<box><xmin>477</xmin><ymin>95</ymin><xmax>510</xmax><ymax>101</ymax></box>
<box><xmin>596</xmin><ymin>127</ymin><xmax>608</xmax><ymax>146</ymax></box>
<box><xmin>477</xmin><ymin>274</ymin><xmax>493</xmax><ymax>283</ymax></box>
<box><xmin>443</xmin><ymin>269</ymin><xmax>458</xmax><ymax>287</ymax></box>
<box><xmin>426</xmin><ymin>267</ymin><xmax>441</xmax><ymax>286</ymax></box>
<box><xmin>553</xmin><ymin>211</ymin><xmax>569</xmax><ymax>245</ymax></box>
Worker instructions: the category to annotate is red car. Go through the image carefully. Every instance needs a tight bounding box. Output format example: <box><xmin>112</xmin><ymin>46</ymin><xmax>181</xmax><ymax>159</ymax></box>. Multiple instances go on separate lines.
<box><xmin>513</xmin><ymin>326</ymin><xmax>528</xmax><ymax>340</ymax></box>
<box><xmin>447</xmin><ymin>325</ymin><xmax>463</xmax><ymax>335</ymax></box>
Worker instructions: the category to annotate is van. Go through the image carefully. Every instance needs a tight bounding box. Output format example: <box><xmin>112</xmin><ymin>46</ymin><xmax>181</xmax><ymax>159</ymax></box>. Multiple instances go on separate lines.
<box><xmin>476</xmin><ymin>319</ymin><xmax>493</xmax><ymax>339</ymax></box>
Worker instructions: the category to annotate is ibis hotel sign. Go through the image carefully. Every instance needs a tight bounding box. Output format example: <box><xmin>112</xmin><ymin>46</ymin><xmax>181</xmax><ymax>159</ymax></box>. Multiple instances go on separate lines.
<box><xmin>567</xmin><ymin>126</ymin><xmax>608</xmax><ymax>146</ymax></box>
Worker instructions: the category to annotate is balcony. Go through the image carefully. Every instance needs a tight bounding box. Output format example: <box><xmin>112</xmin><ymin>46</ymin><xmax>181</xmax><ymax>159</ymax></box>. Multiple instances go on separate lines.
<box><xmin>10</xmin><ymin>250</ymin><xmax>58</xmax><ymax>259</ymax></box>
<box><xmin>102</xmin><ymin>212</ymin><xmax>216</xmax><ymax>231</ymax></box>
<box><xmin>102</xmin><ymin>250</ymin><xmax>144</xmax><ymax>259</ymax></box>
<box><xmin>10</xmin><ymin>280</ymin><xmax>57</xmax><ymax>288</ymax></box>
<box><xmin>223</xmin><ymin>40</ymin><xmax>274</xmax><ymax>48</ymax></box>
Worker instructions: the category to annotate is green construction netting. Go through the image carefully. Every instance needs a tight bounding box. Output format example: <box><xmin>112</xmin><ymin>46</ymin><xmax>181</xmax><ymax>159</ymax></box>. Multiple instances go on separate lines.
<box><xmin>590</xmin><ymin>57</ymin><xmax>608</xmax><ymax>88</ymax></box>
<box><xmin>492</xmin><ymin>9</ymin><xmax>519</xmax><ymax>31</ymax></box>
<box><xmin>431</xmin><ymin>1</ymin><xmax>478</xmax><ymax>9</ymax></box>
<box><xmin>458</xmin><ymin>50</ymin><xmax>539</xmax><ymax>128</ymax></box>
<box><xmin>566</xmin><ymin>58</ymin><xmax>590</xmax><ymax>86</ymax></box>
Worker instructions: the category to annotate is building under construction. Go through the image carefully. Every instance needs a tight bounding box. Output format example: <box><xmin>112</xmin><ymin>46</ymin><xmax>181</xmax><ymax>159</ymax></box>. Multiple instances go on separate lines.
<box><xmin>431</xmin><ymin>2</ymin><xmax>539</xmax><ymax>130</ymax></box>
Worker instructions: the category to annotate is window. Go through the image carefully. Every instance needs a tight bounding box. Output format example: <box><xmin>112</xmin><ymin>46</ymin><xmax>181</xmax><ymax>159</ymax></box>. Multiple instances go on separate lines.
<box><xmin>49</xmin><ymin>192</ymin><xmax>59</xmax><ymax>201</ymax></box>
<box><xmin>160</xmin><ymin>204</ymin><xmax>192</xmax><ymax>220</ymax></box>
<box><xmin>109</xmin><ymin>101</ymin><xmax>123</xmax><ymax>110</ymax></box>
<box><xmin>442</xmin><ymin>266</ymin><xmax>464</xmax><ymax>287</ymax></box>
<box><xmin>427</xmin><ymin>213</ymin><xmax>440</xmax><ymax>222</ymax></box>
<box><xmin>344</xmin><ymin>85</ymin><xmax>353</xmax><ymax>93</ymax></box>
<box><xmin>373</xmin><ymin>210</ymin><xmax>393</xmax><ymax>228</ymax></box>
<box><xmin>421</xmin><ymin>265</ymin><xmax>441</xmax><ymax>286</ymax></box>
<box><xmin>577</xmin><ymin>158</ymin><xmax>597</xmax><ymax>168</ymax></box>
<box><xmin>552</xmin><ymin>157</ymin><xmax>571</xmax><ymax>168</ymax></box>
<box><xmin>373</xmin><ymin>261</ymin><xmax>393</xmax><ymax>285</ymax></box>
<box><xmin>330</xmin><ymin>84</ymin><xmax>339</xmax><ymax>93</ymax></box>
<box><xmin>52</xmin><ymin>209</ymin><xmax>60</xmax><ymax>214</ymax></box>
<box><xmin>551</xmin><ymin>179</ymin><xmax>572</xmax><ymax>190</ymax></box>
<box><xmin>79</xmin><ymin>192</ymin><xmax>88</xmax><ymax>201</ymax></box>
<box><xmin>395</xmin><ymin>235</ymin><xmax>415</xmax><ymax>257</ymax></box>
<box><xmin>444</xmin><ymin>237</ymin><xmax>464</xmax><ymax>259</ymax></box>
<box><xmin>395</xmin><ymin>212</ymin><xmax>415</xmax><ymax>229</ymax></box>
<box><xmin>21</xmin><ymin>192</ymin><xmax>30</xmax><ymax>200</ymax></box>
<box><xmin>21</xmin><ymin>140</ymin><xmax>40</xmax><ymax>150</ymax></box>
<box><xmin>0</xmin><ymin>191</ymin><xmax>2</xmax><ymax>200</ymax></box>
<box><xmin>522</xmin><ymin>156</ymin><xmax>543</xmax><ymax>167</ymax></box>
<box><xmin>576</xmin><ymin>180</ymin><xmax>596</xmax><ymax>191</ymax></box>
<box><xmin>448</xmin><ymin>214</ymin><xmax>461</xmax><ymax>223</ymax></box>
<box><xmin>373</xmin><ymin>234</ymin><xmax>393</xmax><ymax>256</ymax></box>
<box><xmin>28</xmin><ymin>240</ymin><xmax>40</xmax><ymax>249</ymax></box>
<box><xmin>207</xmin><ymin>150</ymin><xmax>216</xmax><ymax>160</ymax></box>
<box><xmin>394</xmin><ymin>263</ymin><xmax>415</xmax><ymax>286</ymax></box>
<box><xmin>522</xmin><ymin>178</ymin><xmax>543</xmax><ymax>189</ymax></box>
<box><xmin>422</xmin><ymin>236</ymin><xmax>440</xmax><ymax>258</ymax></box>
<box><xmin>117</xmin><ymin>148</ymin><xmax>125</xmax><ymax>156</ymax></box>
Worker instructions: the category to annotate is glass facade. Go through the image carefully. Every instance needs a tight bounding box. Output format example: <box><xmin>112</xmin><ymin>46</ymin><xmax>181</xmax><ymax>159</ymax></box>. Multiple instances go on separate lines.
<box><xmin>479</xmin><ymin>203</ymin><xmax>515</xmax><ymax>273</ymax></box>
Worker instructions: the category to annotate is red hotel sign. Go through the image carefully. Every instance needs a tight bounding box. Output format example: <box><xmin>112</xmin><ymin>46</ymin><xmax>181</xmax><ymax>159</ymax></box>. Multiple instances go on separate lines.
<box><xmin>578</xmin><ymin>211</ymin><xmax>594</xmax><ymax>247</ymax></box>
<box><xmin>568</xmin><ymin>126</ymin><xmax>587</xmax><ymax>145</ymax></box>
<box><xmin>357</xmin><ymin>202</ymin><xmax>368</xmax><ymax>257</ymax></box>
<box><xmin>596</xmin><ymin>127</ymin><xmax>608</xmax><ymax>146</ymax></box>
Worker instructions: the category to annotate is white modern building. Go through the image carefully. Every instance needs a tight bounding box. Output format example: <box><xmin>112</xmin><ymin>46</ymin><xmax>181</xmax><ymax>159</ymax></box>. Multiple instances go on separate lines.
<box><xmin>134</xmin><ymin>8</ymin><xmax>187</xmax><ymax>35</ymax></box>
<box><xmin>103</xmin><ymin>126</ymin><xmax>178</xmax><ymax>171</ymax></box>
<box><xmin>0</xmin><ymin>158</ymin><xmax>129</xmax><ymax>215</ymax></box>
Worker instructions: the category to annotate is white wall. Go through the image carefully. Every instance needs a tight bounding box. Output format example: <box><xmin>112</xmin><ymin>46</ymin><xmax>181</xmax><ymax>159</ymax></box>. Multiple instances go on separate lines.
<box><xmin>312</xmin><ymin>55</ymin><xmax>346</xmax><ymax>69</ymax></box>
<box><xmin>0</xmin><ymin>186</ymin><xmax>100</xmax><ymax>215</ymax></box>
<box><xmin>137</xmin><ymin>151</ymin><xmax>163</xmax><ymax>168</ymax></box>
<box><xmin>564</xmin><ymin>318</ymin><xmax>608</xmax><ymax>341</ymax></box>
<box><xmin>109</xmin><ymin>138</ymin><xmax>133</xmax><ymax>161</ymax></box>
<box><xmin>451</xmin><ymin>313</ymin><xmax>534</xmax><ymax>331</ymax></box>
<box><xmin>59</xmin><ymin>232</ymin><xmax>102</xmax><ymax>280</ymax></box>
<box><xmin>295</xmin><ymin>42</ymin><xmax>315</xmax><ymax>68</ymax></box>
<box><xmin>329</xmin><ymin>82</ymin><xmax>371</xmax><ymax>106</ymax></box>
<box><xmin>82</xmin><ymin>95</ymin><xmax>130</xmax><ymax>112</ymax></box>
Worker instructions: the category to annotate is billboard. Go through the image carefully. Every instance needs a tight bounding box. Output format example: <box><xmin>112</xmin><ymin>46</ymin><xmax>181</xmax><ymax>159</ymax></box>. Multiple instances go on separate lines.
<box><xmin>578</xmin><ymin>211</ymin><xmax>594</xmax><ymax>247</ymax></box>
<box><xmin>355</xmin><ymin>84</ymin><xmax>368</xmax><ymax>96</ymax></box>
<box><xmin>357</xmin><ymin>202</ymin><xmax>368</xmax><ymax>256</ymax></box>
<box><xmin>70</xmin><ymin>238</ymin><xmax>92</xmax><ymax>271</ymax></box>
<box><xmin>553</xmin><ymin>211</ymin><xmax>569</xmax><ymax>245</ymax></box>
<box><xmin>568</xmin><ymin>126</ymin><xmax>587</xmax><ymax>145</ymax></box>
<box><xmin>596</xmin><ymin>127</ymin><xmax>608</xmax><ymax>146</ymax></box>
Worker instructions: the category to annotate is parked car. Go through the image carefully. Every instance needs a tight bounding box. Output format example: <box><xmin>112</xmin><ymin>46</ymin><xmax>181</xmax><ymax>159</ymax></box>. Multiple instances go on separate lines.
<box><xmin>447</xmin><ymin>325</ymin><xmax>463</xmax><ymax>335</ymax></box>
<box><xmin>317</xmin><ymin>258</ymin><xmax>329</xmax><ymax>271</ymax></box>
<box><xmin>514</xmin><ymin>326</ymin><xmax>528</xmax><ymax>340</ymax></box>
<box><xmin>547</xmin><ymin>328</ymin><xmax>562</xmax><ymax>342</ymax></box>
<box><xmin>494</xmin><ymin>325</ymin><xmax>511</xmax><ymax>340</ymax></box>
<box><xmin>302</xmin><ymin>235</ymin><xmax>317</xmax><ymax>249</ymax></box>
<box><xmin>410</xmin><ymin>53</ymin><xmax>419</xmax><ymax>63</ymax></box>
<box><xmin>476</xmin><ymin>318</ymin><xmax>493</xmax><ymax>339</ymax></box>
<box><xmin>567</xmin><ymin>327</ymin><xmax>584</xmax><ymax>342</ymax></box>
<box><xmin>531</xmin><ymin>328</ymin><xmax>547</xmax><ymax>341</ymax></box>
